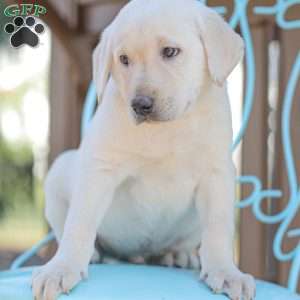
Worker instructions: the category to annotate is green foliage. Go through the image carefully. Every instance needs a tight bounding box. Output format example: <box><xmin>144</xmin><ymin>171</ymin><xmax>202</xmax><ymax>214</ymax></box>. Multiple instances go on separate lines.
<box><xmin>0</xmin><ymin>81</ymin><xmax>33</xmax><ymax>108</ymax></box>
<box><xmin>0</xmin><ymin>137</ymin><xmax>34</xmax><ymax>219</ymax></box>
<box><xmin>0</xmin><ymin>2</ymin><xmax>11</xmax><ymax>49</ymax></box>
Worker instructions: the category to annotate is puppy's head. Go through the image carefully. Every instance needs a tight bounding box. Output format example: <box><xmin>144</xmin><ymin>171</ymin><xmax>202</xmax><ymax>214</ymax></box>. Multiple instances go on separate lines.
<box><xmin>93</xmin><ymin>0</ymin><xmax>244</xmax><ymax>124</ymax></box>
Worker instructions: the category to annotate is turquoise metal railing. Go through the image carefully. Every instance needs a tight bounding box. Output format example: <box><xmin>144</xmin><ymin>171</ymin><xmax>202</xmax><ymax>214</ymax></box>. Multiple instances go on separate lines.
<box><xmin>10</xmin><ymin>232</ymin><xmax>55</xmax><ymax>271</ymax></box>
<box><xmin>10</xmin><ymin>0</ymin><xmax>300</xmax><ymax>293</ymax></box>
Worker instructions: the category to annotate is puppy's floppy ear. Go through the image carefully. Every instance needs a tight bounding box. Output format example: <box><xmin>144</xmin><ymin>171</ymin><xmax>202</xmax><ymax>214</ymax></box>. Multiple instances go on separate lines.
<box><xmin>93</xmin><ymin>25</ymin><xmax>113</xmax><ymax>103</ymax></box>
<box><xmin>195</xmin><ymin>4</ymin><xmax>244</xmax><ymax>86</ymax></box>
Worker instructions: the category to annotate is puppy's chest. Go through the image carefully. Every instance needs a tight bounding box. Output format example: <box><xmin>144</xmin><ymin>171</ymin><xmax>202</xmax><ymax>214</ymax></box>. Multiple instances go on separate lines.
<box><xmin>99</xmin><ymin>155</ymin><xmax>200</xmax><ymax>256</ymax></box>
<box><xmin>129</xmin><ymin>155</ymin><xmax>198</xmax><ymax>205</ymax></box>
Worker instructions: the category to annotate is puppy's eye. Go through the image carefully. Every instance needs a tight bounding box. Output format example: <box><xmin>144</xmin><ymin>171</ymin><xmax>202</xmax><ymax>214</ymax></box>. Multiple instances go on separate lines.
<box><xmin>162</xmin><ymin>47</ymin><xmax>181</xmax><ymax>59</ymax></box>
<box><xmin>120</xmin><ymin>54</ymin><xmax>130</xmax><ymax>66</ymax></box>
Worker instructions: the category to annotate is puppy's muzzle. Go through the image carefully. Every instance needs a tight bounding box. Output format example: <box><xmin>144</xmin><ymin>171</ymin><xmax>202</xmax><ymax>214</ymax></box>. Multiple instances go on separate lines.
<box><xmin>131</xmin><ymin>96</ymin><xmax>154</xmax><ymax>118</ymax></box>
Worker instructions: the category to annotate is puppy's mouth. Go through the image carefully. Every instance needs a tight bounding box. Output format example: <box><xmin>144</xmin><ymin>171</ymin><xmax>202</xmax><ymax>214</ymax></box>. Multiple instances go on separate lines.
<box><xmin>132</xmin><ymin>111</ymin><xmax>174</xmax><ymax>125</ymax></box>
<box><xmin>132</xmin><ymin>113</ymin><xmax>155</xmax><ymax>125</ymax></box>
<box><xmin>133</xmin><ymin>114</ymin><xmax>148</xmax><ymax>125</ymax></box>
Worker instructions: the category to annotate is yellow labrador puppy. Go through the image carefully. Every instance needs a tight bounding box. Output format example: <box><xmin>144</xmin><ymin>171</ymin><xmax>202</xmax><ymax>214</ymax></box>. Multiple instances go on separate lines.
<box><xmin>32</xmin><ymin>0</ymin><xmax>255</xmax><ymax>299</ymax></box>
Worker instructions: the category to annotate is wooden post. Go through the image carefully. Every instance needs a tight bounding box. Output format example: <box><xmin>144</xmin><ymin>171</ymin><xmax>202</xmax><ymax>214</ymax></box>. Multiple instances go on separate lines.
<box><xmin>239</xmin><ymin>23</ymin><xmax>272</xmax><ymax>280</ymax></box>
<box><xmin>48</xmin><ymin>0</ymin><xmax>94</xmax><ymax>163</ymax></box>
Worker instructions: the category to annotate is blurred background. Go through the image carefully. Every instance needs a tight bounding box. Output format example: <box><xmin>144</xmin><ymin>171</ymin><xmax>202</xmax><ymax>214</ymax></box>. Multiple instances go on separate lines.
<box><xmin>0</xmin><ymin>0</ymin><xmax>299</xmax><ymax>292</ymax></box>
<box><xmin>0</xmin><ymin>1</ymin><xmax>50</xmax><ymax>269</ymax></box>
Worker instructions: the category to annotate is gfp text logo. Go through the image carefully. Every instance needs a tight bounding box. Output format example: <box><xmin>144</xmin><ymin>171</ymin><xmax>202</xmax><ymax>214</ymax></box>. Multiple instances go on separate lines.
<box><xmin>3</xmin><ymin>4</ymin><xmax>47</xmax><ymax>48</ymax></box>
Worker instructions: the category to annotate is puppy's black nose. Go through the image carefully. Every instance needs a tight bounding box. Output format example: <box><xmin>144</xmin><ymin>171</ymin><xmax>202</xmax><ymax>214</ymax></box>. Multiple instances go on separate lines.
<box><xmin>131</xmin><ymin>96</ymin><xmax>154</xmax><ymax>116</ymax></box>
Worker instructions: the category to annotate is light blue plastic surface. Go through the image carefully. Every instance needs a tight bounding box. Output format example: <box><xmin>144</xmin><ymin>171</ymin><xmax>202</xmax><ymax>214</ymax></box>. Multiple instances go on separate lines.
<box><xmin>1</xmin><ymin>265</ymin><xmax>300</xmax><ymax>300</ymax></box>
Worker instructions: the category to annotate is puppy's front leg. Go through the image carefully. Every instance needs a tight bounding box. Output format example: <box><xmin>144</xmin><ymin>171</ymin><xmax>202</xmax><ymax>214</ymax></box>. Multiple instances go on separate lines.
<box><xmin>32</xmin><ymin>156</ymin><xmax>122</xmax><ymax>300</ymax></box>
<box><xmin>197</xmin><ymin>161</ymin><xmax>255</xmax><ymax>300</ymax></box>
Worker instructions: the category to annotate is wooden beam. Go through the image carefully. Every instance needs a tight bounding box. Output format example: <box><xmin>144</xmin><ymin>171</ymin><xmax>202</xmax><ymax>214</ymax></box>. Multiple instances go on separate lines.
<box><xmin>239</xmin><ymin>22</ymin><xmax>272</xmax><ymax>280</ymax></box>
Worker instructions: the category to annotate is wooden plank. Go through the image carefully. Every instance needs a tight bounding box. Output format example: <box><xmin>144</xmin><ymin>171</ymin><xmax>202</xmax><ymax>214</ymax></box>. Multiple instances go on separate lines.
<box><xmin>48</xmin><ymin>39</ymin><xmax>81</xmax><ymax>163</ymax></box>
<box><xmin>50</xmin><ymin>0</ymin><xmax>79</xmax><ymax>29</ymax></box>
<box><xmin>76</xmin><ymin>0</ymin><xmax>125</xmax><ymax>4</ymax></box>
<box><xmin>80</xmin><ymin>0</ymin><xmax>128</xmax><ymax>34</ymax></box>
<box><xmin>239</xmin><ymin>23</ymin><xmax>272</xmax><ymax>280</ymax></box>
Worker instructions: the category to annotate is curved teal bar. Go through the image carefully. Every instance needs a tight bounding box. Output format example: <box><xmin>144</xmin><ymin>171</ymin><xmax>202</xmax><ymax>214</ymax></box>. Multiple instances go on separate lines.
<box><xmin>81</xmin><ymin>82</ymin><xmax>97</xmax><ymax>137</ymax></box>
<box><xmin>1</xmin><ymin>265</ymin><xmax>300</xmax><ymax>300</ymax></box>
<box><xmin>10</xmin><ymin>232</ymin><xmax>55</xmax><ymax>271</ymax></box>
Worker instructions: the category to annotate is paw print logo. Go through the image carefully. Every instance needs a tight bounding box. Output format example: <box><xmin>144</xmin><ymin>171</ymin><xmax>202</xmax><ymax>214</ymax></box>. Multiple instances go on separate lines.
<box><xmin>4</xmin><ymin>16</ymin><xmax>45</xmax><ymax>48</ymax></box>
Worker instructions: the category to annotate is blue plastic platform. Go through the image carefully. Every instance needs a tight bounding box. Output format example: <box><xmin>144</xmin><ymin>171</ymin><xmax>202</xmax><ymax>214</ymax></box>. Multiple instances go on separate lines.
<box><xmin>0</xmin><ymin>264</ymin><xmax>299</xmax><ymax>300</ymax></box>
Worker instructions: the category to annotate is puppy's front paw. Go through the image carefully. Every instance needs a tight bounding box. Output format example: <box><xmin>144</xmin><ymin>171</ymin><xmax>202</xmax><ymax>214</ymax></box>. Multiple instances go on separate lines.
<box><xmin>31</xmin><ymin>258</ymin><xmax>86</xmax><ymax>300</ymax></box>
<box><xmin>200</xmin><ymin>266</ymin><xmax>255</xmax><ymax>300</ymax></box>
